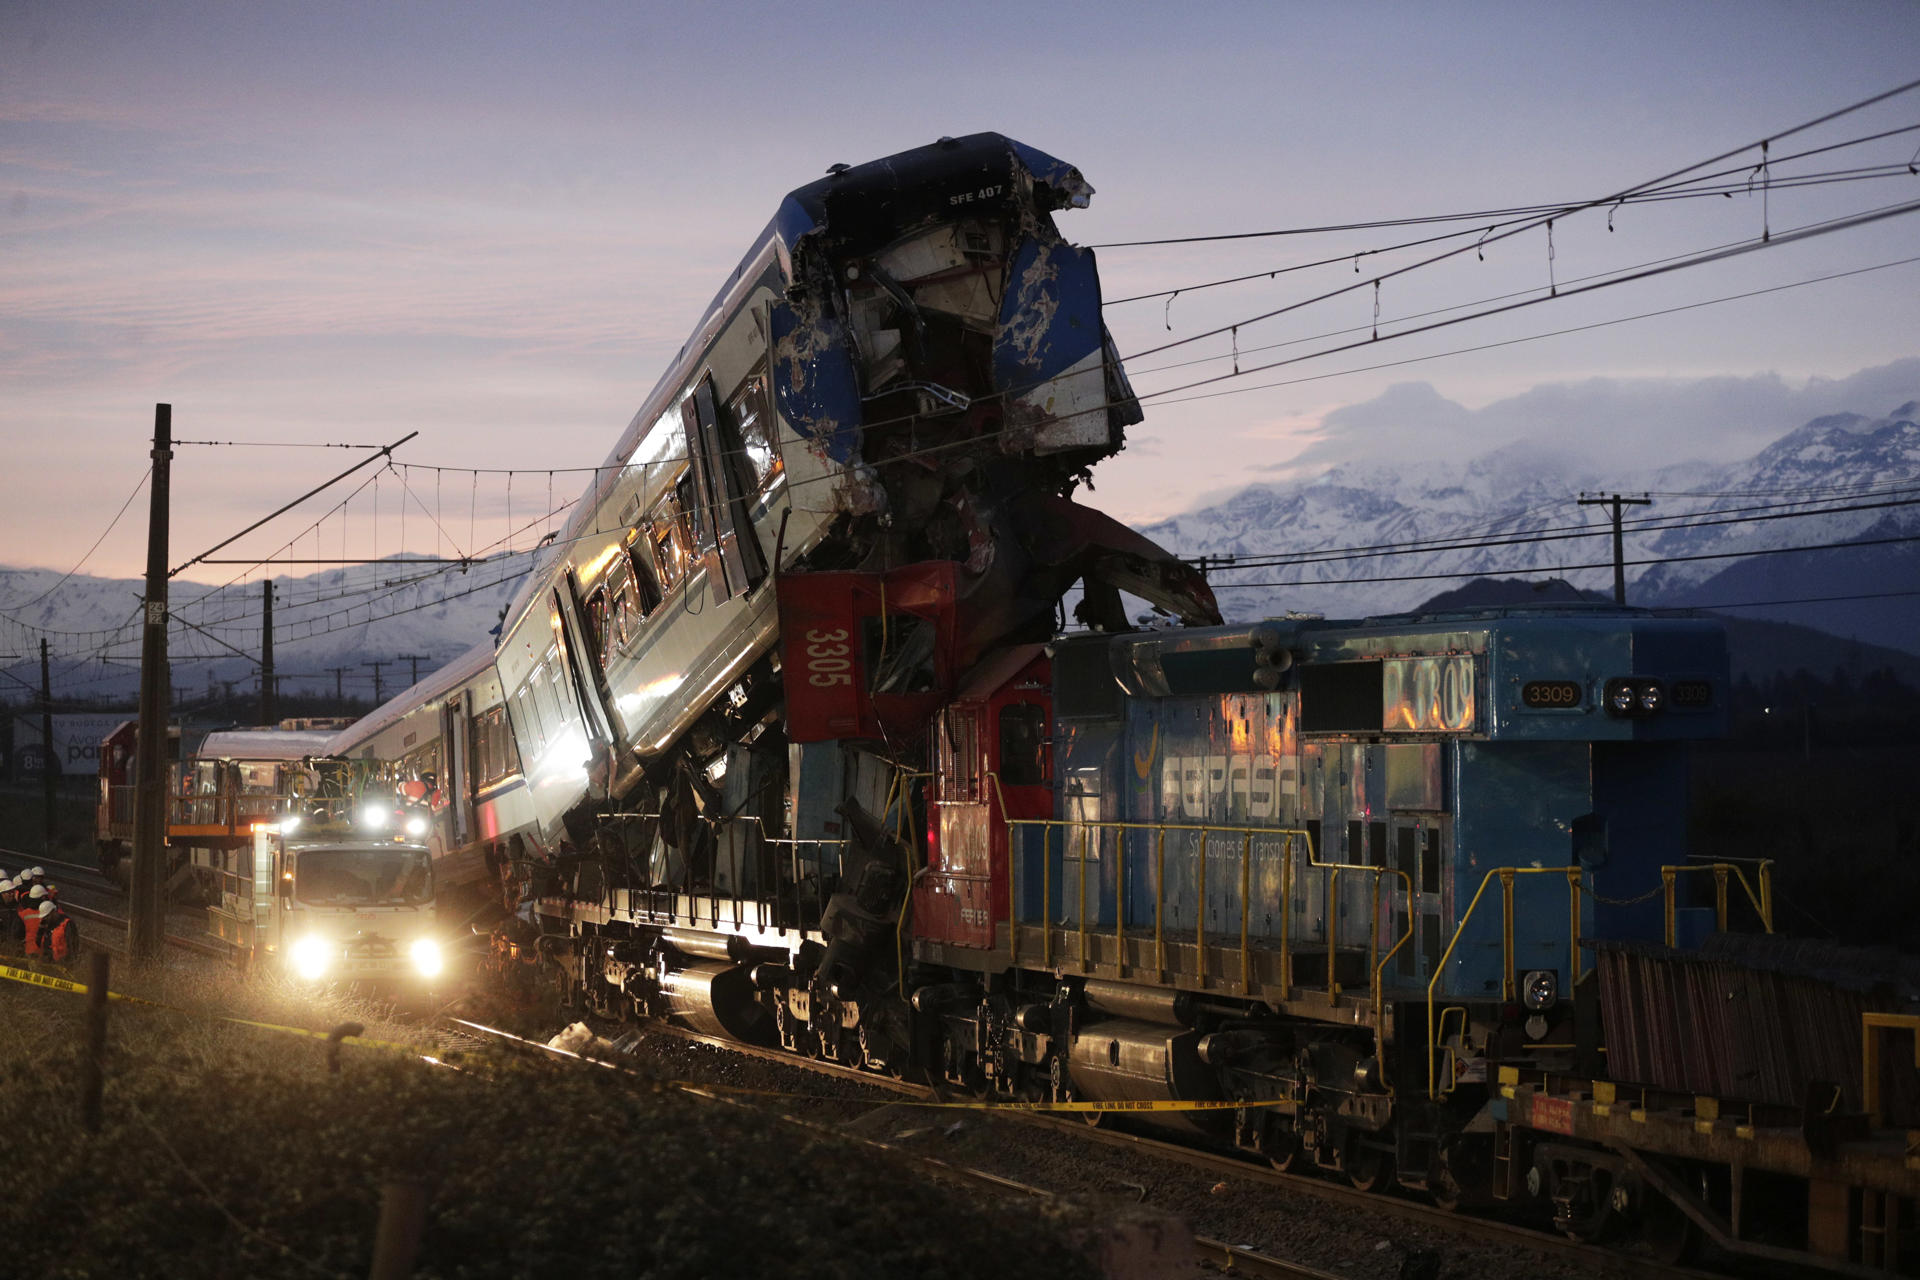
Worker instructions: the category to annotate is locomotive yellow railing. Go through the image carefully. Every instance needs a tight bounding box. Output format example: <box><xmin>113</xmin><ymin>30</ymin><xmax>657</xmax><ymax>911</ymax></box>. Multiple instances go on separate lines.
<box><xmin>1860</xmin><ymin>1012</ymin><xmax>1920</xmax><ymax>1129</ymax></box>
<box><xmin>1661</xmin><ymin>858</ymin><xmax>1773</xmax><ymax>945</ymax></box>
<box><xmin>1423</xmin><ymin>858</ymin><xmax>1777</xmax><ymax>1099</ymax></box>
<box><xmin>1425</xmin><ymin>866</ymin><xmax>1585</xmax><ymax>1099</ymax></box>
<box><xmin>988</xmin><ymin>776</ymin><xmax>1413</xmax><ymax>1038</ymax></box>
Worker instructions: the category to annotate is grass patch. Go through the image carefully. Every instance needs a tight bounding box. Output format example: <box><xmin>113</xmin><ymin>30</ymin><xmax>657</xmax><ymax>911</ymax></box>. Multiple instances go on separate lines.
<box><xmin>1</xmin><ymin>960</ymin><xmax>1100</xmax><ymax>1279</ymax></box>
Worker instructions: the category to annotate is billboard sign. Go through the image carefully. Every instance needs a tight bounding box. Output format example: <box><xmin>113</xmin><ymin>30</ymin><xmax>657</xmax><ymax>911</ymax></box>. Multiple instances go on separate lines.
<box><xmin>11</xmin><ymin>714</ymin><xmax>129</xmax><ymax>781</ymax></box>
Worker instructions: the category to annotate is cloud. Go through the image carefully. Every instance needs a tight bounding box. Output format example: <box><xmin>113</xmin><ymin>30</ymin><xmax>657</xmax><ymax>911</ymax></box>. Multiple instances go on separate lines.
<box><xmin>1282</xmin><ymin>359</ymin><xmax>1920</xmax><ymax>474</ymax></box>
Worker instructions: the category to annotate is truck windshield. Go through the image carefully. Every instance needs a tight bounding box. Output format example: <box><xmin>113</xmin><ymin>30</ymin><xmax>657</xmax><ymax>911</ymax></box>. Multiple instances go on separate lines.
<box><xmin>294</xmin><ymin>847</ymin><xmax>433</xmax><ymax>906</ymax></box>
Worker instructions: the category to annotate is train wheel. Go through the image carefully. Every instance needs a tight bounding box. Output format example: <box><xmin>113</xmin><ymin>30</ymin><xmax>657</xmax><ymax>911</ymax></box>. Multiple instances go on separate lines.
<box><xmin>1267</xmin><ymin>1131</ymin><xmax>1303</xmax><ymax>1174</ymax></box>
<box><xmin>1347</xmin><ymin>1147</ymin><xmax>1394</xmax><ymax>1193</ymax></box>
<box><xmin>1629</xmin><ymin>1190</ymin><xmax>1695</xmax><ymax>1265</ymax></box>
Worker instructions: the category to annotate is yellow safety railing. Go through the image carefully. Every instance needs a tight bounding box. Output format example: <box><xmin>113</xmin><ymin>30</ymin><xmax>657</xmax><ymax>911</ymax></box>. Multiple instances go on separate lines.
<box><xmin>1661</xmin><ymin>858</ymin><xmax>1773</xmax><ymax>945</ymax></box>
<box><xmin>1425</xmin><ymin>866</ymin><xmax>1585</xmax><ymax>1099</ymax></box>
<box><xmin>1861</xmin><ymin>1012</ymin><xmax>1920</xmax><ymax>1128</ymax></box>
<box><xmin>988</xmin><ymin>776</ymin><xmax>1413</xmax><ymax>1038</ymax></box>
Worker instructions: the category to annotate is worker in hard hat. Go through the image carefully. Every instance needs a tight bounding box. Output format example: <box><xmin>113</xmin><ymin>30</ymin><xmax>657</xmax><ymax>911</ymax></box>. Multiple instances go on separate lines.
<box><xmin>17</xmin><ymin>884</ymin><xmax>48</xmax><ymax>956</ymax></box>
<box><xmin>0</xmin><ymin>877</ymin><xmax>20</xmax><ymax>946</ymax></box>
<box><xmin>37</xmin><ymin>899</ymin><xmax>78</xmax><ymax>965</ymax></box>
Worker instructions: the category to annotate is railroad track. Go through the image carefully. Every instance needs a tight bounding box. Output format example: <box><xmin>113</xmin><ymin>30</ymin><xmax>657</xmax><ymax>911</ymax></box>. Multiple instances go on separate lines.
<box><xmin>509</xmin><ymin>1015</ymin><xmax>1722</xmax><ymax>1280</ymax></box>
<box><xmin>439</xmin><ymin>1014</ymin><xmax>1331</xmax><ymax>1280</ymax></box>
<box><xmin>1</xmin><ymin>845</ymin><xmax>229</xmax><ymax>960</ymax></box>
<box><xmin>44</xmin><ymin>899</ymin><xmax>230</xmax><ymax>960</ymax></box>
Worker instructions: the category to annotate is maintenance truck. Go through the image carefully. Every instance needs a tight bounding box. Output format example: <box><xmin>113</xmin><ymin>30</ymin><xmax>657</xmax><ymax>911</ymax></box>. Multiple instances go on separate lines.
<box><xmin>209</xmin><ymin>811</ymin><xmax>448</xmax><ymax>989</ymax></box>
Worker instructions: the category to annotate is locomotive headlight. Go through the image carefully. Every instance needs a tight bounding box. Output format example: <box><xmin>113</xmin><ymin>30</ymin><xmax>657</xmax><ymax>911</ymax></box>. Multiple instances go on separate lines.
<box><xmin>291</xmin><ymin>934</ymin><xmax>334</xmax><ymax>982</ymax></box>
<box><xmin>1522</xmin><ymin>969</ymin><xmax>1558</xmax><ymax>1011</ymax></box>
<box><xmin>1637</xmin><ymin>682</ymin><xmax>1664</xmax><ymax>714</ymax></box>
<box><xmin>409</xmin><ymin>937</ymin><xmax>444</xmax><ymax>978</ymax></box>
<box><xmin>1607</xmin><ymin>682</ymin><xmax>1636</xmax><ymax>715</ymax></box>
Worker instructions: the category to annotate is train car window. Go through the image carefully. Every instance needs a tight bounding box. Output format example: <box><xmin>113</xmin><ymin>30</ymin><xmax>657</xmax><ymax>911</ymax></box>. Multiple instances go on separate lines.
<box><xmin>1346</xmin><ymin>820</ymin><xmax>1364</xmax><ymax>865</ymax></box>
<box><xmin>650</xmin><ymin>509</ymin><xmax>685</xmax><ymax>595</ymax></box>
<box><xmin>1421</xmin><ymin>827</ymin><xmax>1441</xmax><ymax>894</ymax></box>
<box><xmin>583</xmin><ymin>588</ymin><xmax>608</xmax><ymax>664</ymax></box>
<box><xmin>727</xmin><ymin>369</ymin><xmax>782</xmax><ymax>491</ymax></box>
<box><xmin>1368</xmin><ymin>821</ymin><xmax>1387</xmax><ymax>870</ymax></box>
<box><xmin>998</xmin><ymin>704</ymin><xmax>1047</xmax><ymax>787</ymax></box>
<box><xmin>1303</xmin><ymin>818</ymin><xmax>1323</xmax><ymax>864</ymax></box>
<box><xmin>627</xmin><ymin>541</ymin><xmax>662</xmax><ymax>618</ymax></box>
<box><xmin>674</xmin><ymin>470</ymin><xmax>705</xmax><ymax>549</ymax></box>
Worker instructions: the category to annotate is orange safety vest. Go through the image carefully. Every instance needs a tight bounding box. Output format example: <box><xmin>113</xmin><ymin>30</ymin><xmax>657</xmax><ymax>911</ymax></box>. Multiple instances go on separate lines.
<box><xmin>45</xmin><ymin>914</ymin><xmax>74</xmax><ymax>964</ymax></box>
<box><xmin>18</xmin><ymin>908</ymin><xmax>43</xmax><ymax>956</ymax></box>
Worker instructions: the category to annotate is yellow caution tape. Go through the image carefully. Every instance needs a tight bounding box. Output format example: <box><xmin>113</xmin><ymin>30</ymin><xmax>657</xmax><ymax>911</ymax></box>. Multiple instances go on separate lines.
<box><xmin>4</xmin><ymin>962</ymin><xmax>1287</xmax><ymax>1114</ymax></box>
<box><xmin>680</xmin><ymin>1081</ymin><xmax>1288</xmax><ymax>1113</ymax></box>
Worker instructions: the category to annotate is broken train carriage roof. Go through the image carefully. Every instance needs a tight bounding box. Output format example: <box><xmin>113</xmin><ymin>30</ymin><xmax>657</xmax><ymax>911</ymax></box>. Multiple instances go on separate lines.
<box><xmin>494</xmin><ymin>133</ymin><xmax>1107</xmax><ymax>641</ymax></box>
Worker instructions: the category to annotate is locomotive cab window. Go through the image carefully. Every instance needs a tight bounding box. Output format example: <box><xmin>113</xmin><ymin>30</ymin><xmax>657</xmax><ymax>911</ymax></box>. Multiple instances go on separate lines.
<box><xmin>863</xmin><ymin>613</ymin><xmax>937</xmax><ymax>694</ymax></box>
<box><xmin>998</xmin><ymin>704</ymin><xmax>1047</xmax><ymax>787</ymax></box>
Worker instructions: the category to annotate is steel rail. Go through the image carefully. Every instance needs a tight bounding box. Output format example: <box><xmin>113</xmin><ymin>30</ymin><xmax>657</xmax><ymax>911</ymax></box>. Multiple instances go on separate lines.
<box><xmin>51</xmin><ymin>900</ymin><xmax>231</xmax><ymax>960</ymax></box>
<box><xmin>539</xmin><ymin>1017</ymin><xmax>1728</xmax><ymax>1280</ymax></box>
<box><xmin>439</xmin><ymin>1015</ymin><xmax>1332</xmax><ymax>1280</ymax></box>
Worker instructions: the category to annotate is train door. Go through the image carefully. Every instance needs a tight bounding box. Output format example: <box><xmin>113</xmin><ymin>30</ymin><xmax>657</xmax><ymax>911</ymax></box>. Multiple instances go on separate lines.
<box><xmin>680</xmin><ymin>373</ymin><xmax>766</xmax><ymax>605</ymax></box>
<box><xmin>561</xmin><ymin>571</ymin><xmax>622</xmax><ymax>738</ymax></box>
<box><xmin>548</xmin><ymin>587</ymin><xmax>615</xmax><ymax>795</ymax></box>
<box><xmin>441</xmin><ymin>691</ymin><xmax>469</xmax><ymax>847</ymax></box>
<box><xmin>1389</xmin><ymin>816</ymin><xmax>1449</xmax><ymax>984</ymax></box>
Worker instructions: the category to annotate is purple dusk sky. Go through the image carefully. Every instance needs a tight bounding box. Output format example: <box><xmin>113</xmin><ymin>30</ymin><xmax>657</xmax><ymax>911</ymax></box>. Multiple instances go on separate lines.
<box><xmin>4</xmin><ymin>0</ymin><xmax>1919</xmax><ymax>587</ymax></box>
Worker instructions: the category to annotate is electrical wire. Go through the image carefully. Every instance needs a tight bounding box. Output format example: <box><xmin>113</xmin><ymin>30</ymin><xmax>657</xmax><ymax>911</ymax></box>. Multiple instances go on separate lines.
<box><xmin>1105</xmin><ymin>161</ymin><xmax>1919</xmax><ymax>306</ymax></box>
<box><xmin>1202</xmin><ymin>530</ymin><xmax>1920</xmax><ymax>590</ymax></box>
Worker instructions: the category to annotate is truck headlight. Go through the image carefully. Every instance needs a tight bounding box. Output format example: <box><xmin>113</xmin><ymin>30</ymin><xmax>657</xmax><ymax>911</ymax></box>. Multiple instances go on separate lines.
<box><xmin>405</xmin><ymin>815</ymin><xmax>429</xmax><ymax>837</ymax></box>
<box><xmin>410</xmin><ymin>937</ymin><xmax>444</xmax><ymax>978</ymax></box>
<box><xmin>1522</xmin><ymin>969</ymin><xmax>1558</xmax><ymax>1011</ymax></box>
<box><xmin>291</xmin><ymin>935</ymin><xmax>333</xmax><ymax>982</ymax></box>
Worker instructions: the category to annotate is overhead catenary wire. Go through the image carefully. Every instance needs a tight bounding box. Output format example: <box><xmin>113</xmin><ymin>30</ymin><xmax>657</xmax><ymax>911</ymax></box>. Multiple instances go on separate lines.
<box><xmin>1105</xmin><ymin>160</ymin><xmax>1920</xmax><ymax>307</ymax></box>
<box><xmin>1088</xmin><ymin>106</ymin><xmax>1920</xmax><ymax>250</ymax></box>
<box><xmin>1200</xmin><ymin>530</ymin><xmax>1920</xmax><ymax>590</ymax></box>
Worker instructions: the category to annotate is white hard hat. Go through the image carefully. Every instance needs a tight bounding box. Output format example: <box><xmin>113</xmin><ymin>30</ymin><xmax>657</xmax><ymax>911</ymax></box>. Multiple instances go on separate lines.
<box><xmin>37</xmin><ymin>901</ymin><xmax>53</xmax><ymax>919</ymax></box>
<box><xmin>0</xmin><ymin>878</ymin><xmax>14</xmax><ymax>892</ymax></box>
<box><xmin>28</xmin><ymin>885</ymin><xmax>46</xmax><ymax>900</ymax></box>
<box><xmin>30</xmin><ymin>866</ymin><xmax>45</xmax><ymax>877</ymax></box>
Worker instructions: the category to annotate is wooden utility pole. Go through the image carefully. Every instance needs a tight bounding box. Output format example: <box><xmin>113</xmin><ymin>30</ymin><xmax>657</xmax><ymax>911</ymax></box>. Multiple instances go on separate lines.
<box><xmin>1579</xmin><ymin>493</ymin><xmax>1652</xmax><ymax>605</ymax></box>
<box><xmin>39</xmin><ymin>637</ymin><xmax>55</xmax><ymax>854</ymax></box>
<box><xmin>129</xmin><ymin>404</ymin><xmax>173</xmax><ymax>961</ymax></box>
<box><xmin>396</xmin><ymin>653</ymin><xmax>430</xmax><ymax>688</ymax></box>
<box><xmin>327</xmin><ymin>665</ymin><xmax>353</xmax><ymax>701</ymax></box>
<box><xmin>259</xmin><ymin>579</ymin><xmax>275</xmax><ymax>725</ymax></box>
<box><xmin>363</xmin><ymin>659</ymin><xmax>388</xmax><ymax>705</ymax></box>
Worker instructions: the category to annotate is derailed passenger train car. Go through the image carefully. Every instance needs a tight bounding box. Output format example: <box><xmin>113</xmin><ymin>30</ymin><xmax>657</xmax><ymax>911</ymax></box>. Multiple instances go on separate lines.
<box><xmin>486</xmin><ymin>132</ymin><xmax>1216</xmax><ymax>869</ymax></box>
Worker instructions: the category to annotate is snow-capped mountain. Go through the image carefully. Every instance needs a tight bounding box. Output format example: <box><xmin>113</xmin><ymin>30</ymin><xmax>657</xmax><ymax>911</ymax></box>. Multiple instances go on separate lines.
<box><xmin>1142</xmin><ymin>400</ymin><xmax>1920</xmax><ymax>652</ymax></box>
<box><xmin>0</xmin><ymin>554</ymin><xmax>534</xmax><ymax>704</ymax></box>
<box><xmin>8</xmin><ymin>399</ymin><xmax>1920</xmax><ymax>708</ymax></box>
